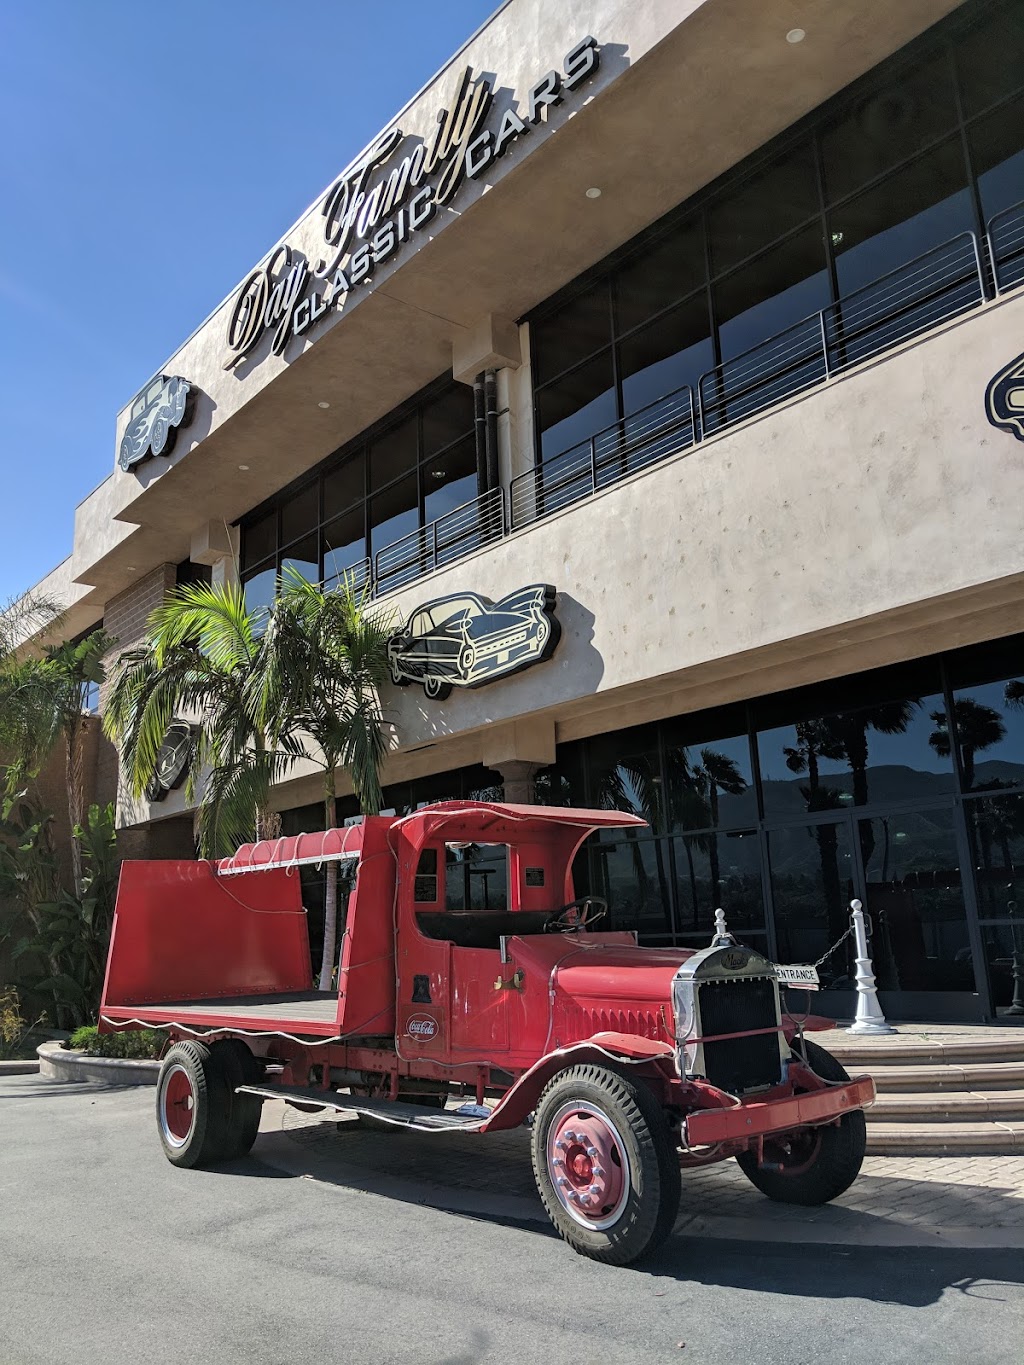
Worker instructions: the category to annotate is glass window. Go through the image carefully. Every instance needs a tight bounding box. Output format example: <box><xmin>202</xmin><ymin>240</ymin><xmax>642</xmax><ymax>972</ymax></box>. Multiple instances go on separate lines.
<box><xmin>673</xmin><ymin>829</ymin><xmax>764</xmax><ymax>936</ymax></box>
<box><xmin>279</xmin><ymin>483</ymin><xmax>318</xmax><ymax>547</ymax></box>
<box><xmin>709</xmin><ymin>143</ymin><xmax>819</xmax><ymax>274</ymax></box>
<box><xmin>323</xmin><ymin>508</ymin><xmax>366</xmax><ymax>587</ymax></box>
<box><xmin>423</xmin><ymin>434</ymin><xmax>478</xmax><ymax>525</ymax></box>
<box><xmin>535</xmin><ymin>742</ymin><xmax>586</xmax><ymax>808</ymax></box>
<box><xmin>944</xmin><ymin>637</ymin><xmax>1024</xmax><ymax>790</ymax></box>
<box><xmin>536</xmin><ymin>352</ymin><xmax>616</xmax><ymax>461</ymax></box>
<box><xmin>969</xmin><ymin>91</ymin><xmax>1024</xmax><ymax>222</ymax></box>
<box><xmin>758</xmin><ymin>691</ymin><xmax>953</xmax><ymax>819</ymax></box>
<box><xmin>615</xmin><ymin>219</ymin><xmax>706</xmax><ymax>335</ymax></box>
<box><xmin>821</xmin><ymin>54</ymin><xmax>959</xmax><ymax>204</ymax></box>
<box><xmin>618</xmin><ymin>293</ymin><xmax>713</xmax><ymax>418</ymax></box>
<box><xmin>370</xmin><ymin>474</ymin><xmax>419</xmax><ymax>555</ymax></box>
<box><xmin>858</xmin><ymin>811</ymin><xmax>974</xmax><ymax>994</ymax></box>
<box><xmin>591</xmin><ymin>838</ymin><xmax>674</xmax><ymax>937</ymax></box>
<box><xmin>714</xmin><ymin>226</ymin><xmax>829</xmax><ymax>361</ymax></box>
<box><xmin>978</xmin><ymin>922</ymin><xmax>1024</xmax><ymax>1017</ymax></box>
<box><xmin>587</xmin><ymin>725</ymin><xmax>664</xmax><ymax>832</ymax></box>
<box><xmin>664</xmin><ymin>730</ymin><xmax>756</xmax><ymax>832</ymax></box>
<box><xmin>831</xmin><ymin>137</ymin><xmax>972</xmax><ymax>295</ymax></box>
<box><xmin>965</xmin><ymin>793</ymin><xmax>1024</xmax><ymax>920</ymax></box>
<box><xmin>421</xmin><ymin>386</ymin><xmax>474</xmax><ymax>457</ymax></box>
<box><xmin>445</xmin><ymin>844</ymin><xmax>508</xmax><ymax>912</ymax></box>
<box><xmin>280</xmin><ymin>532</ymin><xmax>318</xmax><ymax>586</ymax></box>
<box><xmin>369</xmin><ymin>415</ymin><xmax>418</xmax><ymax>491</ymax></box>
<box><xmin>242</xmin><ymin>511</ymin><xmax>276</xmax><ymax>572</ymax></box>
<box><xmin>323</xmin><ymin>455</ymin><xmax>364</xmax><ymax>521</ymax></box>
<box><xmin>768</xmin><ymin>819</ymin><xmax>858</xmax><ymax>986</ymax></box>
<box><xmin>955</xmin><ymin>1</ymin><xmax>1024</xmax><ymax>119</ymax></box>
<box><xmin>242</xmin><ymin>566</ymin><xmax>276</xmax><ymax>621</ymax></box>
<box><xmin>533</xmin><ymin>282</ymin><xmax>612</xmax><ymax>386</ymax></box>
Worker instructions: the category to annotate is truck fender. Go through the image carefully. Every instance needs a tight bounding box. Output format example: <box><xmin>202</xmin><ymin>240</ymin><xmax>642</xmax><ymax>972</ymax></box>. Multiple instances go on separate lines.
<box><xmin>480</xmin><ymin>1032</ymin><xmax>676</xmax><ymax>1133</ymax></box>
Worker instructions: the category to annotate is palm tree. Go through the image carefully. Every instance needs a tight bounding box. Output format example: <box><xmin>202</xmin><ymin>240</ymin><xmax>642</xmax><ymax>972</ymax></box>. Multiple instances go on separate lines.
<box><xmin>929</xmin><ymin>697</ymin><xmax>1006</xmax><ymax>791</ymax></box>
<box><xmin>255</xmin><ymin>570</ymin><xmax>394</xmax><ymax>991</ymax></box>
<box><xmin>0</xmin><ymin>629</ymin><xmax>112</xmax><ymax>892</ymax></box>
<box><xmin>103</xmin><ymin>581</ymin><xmax>294</xmax><ymax>858</ymax></box>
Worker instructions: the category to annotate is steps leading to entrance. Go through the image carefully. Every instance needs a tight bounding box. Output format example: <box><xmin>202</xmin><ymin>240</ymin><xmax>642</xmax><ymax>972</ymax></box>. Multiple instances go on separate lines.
<box><xmin>817</xmin><ymin>1025</ymin><xmax>1024</xmax><ymax>1154</ymax></box>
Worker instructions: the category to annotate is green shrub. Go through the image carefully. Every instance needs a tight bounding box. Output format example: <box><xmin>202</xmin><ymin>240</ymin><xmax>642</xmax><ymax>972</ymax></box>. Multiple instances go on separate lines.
<box><xmin>67</xmin><ymin>1024</ymin><xmax>162</xmax><ymax>1059</ymax></box>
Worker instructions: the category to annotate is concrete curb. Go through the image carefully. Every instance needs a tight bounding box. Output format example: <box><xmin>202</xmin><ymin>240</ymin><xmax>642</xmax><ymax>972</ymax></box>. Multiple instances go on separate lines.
<box><xmin>0</xmin><ymin>1060</ymin><xmax>40</xmax><ymax>1076</ymax></box>
<box><xmin>37</xmin><ymin>1041</ymin><xmax>160</xmax><ymax>1087</ymax></box>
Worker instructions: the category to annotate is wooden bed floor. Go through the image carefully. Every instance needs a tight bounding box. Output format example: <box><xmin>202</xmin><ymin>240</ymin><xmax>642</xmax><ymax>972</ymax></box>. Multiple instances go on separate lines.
<box><xmin>148</xmin><ymin>991</ymin><xmax>339</xmax><ymax>1025</ymax></box>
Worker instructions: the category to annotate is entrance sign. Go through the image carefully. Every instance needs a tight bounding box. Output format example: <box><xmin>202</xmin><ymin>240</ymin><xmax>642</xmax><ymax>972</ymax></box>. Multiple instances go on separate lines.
<box><xmin>224</xmin><ymin>37</ymin><xmax>600</xmax><ymax>370</ymax></box>
<box><xmin>388</xmin><ymin>584</ymin><xmax>559</xmax><ymax>701</ymax></box>
<box><xmin>775</xmin><ymin>964</ymin><xmax>821</xmax><ymax>990</ymax></box>
<box><xmin>986</xmin><ymin>349</ymin><xmax>1024</xmax><ymax>442</ymax></box>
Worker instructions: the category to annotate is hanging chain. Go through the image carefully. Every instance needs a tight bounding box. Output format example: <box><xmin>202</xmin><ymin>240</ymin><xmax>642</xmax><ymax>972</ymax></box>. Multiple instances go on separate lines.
<box><xmin>812</xmin><ymin>921</ymin><xmax>856</xmax><ymax>970</ymax></box>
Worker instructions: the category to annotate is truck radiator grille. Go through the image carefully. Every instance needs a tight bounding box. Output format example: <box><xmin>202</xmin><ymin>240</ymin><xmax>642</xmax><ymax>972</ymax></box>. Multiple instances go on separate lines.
<box><xmin>697</xmin><ymin>976</ymin><xmax>781</xmax><ymax>1095</ymax></box>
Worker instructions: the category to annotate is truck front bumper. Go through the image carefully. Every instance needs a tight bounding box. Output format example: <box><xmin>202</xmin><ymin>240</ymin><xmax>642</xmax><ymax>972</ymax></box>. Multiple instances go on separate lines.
<box><xmin>684</xmin><ymin>1075</ymin><xmax>876</xmax><ymax>1147</ymax></box>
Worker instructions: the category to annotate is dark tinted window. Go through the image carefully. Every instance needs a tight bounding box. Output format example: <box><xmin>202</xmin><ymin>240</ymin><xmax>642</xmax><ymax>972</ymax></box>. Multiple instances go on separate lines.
<box><xmin>370</xmin><ymin>416</ymin><xmax>418</xmax><ymax>491</ymax></box>
<box><xmin>615</xmin><ymin>219</ymin><xmax>706</xmax><ymax>334</ymax></box>
<box><xmin>673</xmin><ymin>830</ymin><xmax>765</xmax><ymax>935</ymax></box>
<box><xmin>323</xmin><ymin>508</ymin><xmax>366</xmax><ymax>587</ymax></box>
<box><xmin>423</xmin><ymin>434</ymin><xmax>477</xmax><ymax>525</ymax></box>
<box><xmin>708</xmin><ymin>143</ymin><xmax>819</xmax><ymax>274</ymax></box>
<box><xmin>715</xmin><ymin>226</ymin><xmax>829</xmax><ymax>360</ymax></box>
<box><xmin>619</xmin><ymin>294</ymin><xmax>712</xmax><ymax>416</ymax></box>
<box><xmin>422</xmin><ymin>385</ymin><xmax>475</xmax><ymax>456</ymax></box>
<box><xmin>536</xmin><ymin>352</ymin><xmax>616</xmax><ymax>460</ymax></box>
<box><xmin>969</xmin><ymin>91</ymin><xmax>1024</xmax><ymax>220</ymax></box>
<box><xmin>242</xmin><ymin>510</ymin><xmax>276</xmax><ymax>571</ymax></box>
<box><xmin>956</xmin><ymin>1</ymin><xmax>1024</xmax><ymax>117</ymax></box>
<box><xmin>533</xmin><ymin>282</ymin><xmax>612</xmax><ymax>385</ymax></box>
<box><xmin>965</xmin><ymin>793</ymin><xmax>1024</xmax><ymax>919</ymax></box>
<box><xmin>821</xmin><ymin>54</ymin><xmax>958</xmax><ymax>204</ymax></box>
<box><xmin>323</xmin><ymin>455</ymin><xmax>364</xmax><ymax>521</ymax></box>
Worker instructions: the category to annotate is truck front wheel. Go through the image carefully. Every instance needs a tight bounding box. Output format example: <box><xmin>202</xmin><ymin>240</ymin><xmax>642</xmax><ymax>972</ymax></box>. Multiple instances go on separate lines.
<box><xmin>735</xmin><ymin>1039</ymin><xmax>866</xmax><ymax>1205</ymax></box>
<box><xmin>531</xmin><ymin>1064</ymin><xmax>681</xmax><ymax>1266</ymax></box>
<box><xmin>156</xmin><ymin>1040</ymin><xmax>232</xmax><ymax>1168</ymax></box>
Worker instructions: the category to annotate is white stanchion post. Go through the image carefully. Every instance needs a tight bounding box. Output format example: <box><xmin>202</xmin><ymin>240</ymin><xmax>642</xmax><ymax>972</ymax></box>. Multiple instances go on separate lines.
<box><xmin>846</xmin><ymin>899</ymin><xmax>897</xmax><ymax>1035</ymax></box>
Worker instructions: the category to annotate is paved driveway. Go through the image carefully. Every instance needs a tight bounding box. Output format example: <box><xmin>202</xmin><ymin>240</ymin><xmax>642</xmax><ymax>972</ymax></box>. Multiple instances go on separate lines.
<box><xmin>2</xmin><ymin>1074</ymin><xmax>1022</xmax><ymax>1365</ymax></box>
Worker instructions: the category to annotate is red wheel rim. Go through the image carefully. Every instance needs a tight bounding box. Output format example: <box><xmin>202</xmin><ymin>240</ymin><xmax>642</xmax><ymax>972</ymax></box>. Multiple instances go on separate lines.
<box><xmin>547</xmin><ymin>1102</ymin><xmax>629</xmax><ymax>1229</ymax></box>
<box><xmin>762</xmin><ymin>1127</ymin><xmax>822</xmax><ymax>1176</ymax></box>
<box><xmin>160</xmin><ymin>1064</ymin><xmax>196</xmax><ymax>1147</ymax></box>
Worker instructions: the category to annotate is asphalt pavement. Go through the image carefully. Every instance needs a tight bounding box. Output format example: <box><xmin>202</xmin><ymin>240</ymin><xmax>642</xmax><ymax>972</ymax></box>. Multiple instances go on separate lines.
<box><xmin>1</xmin><ymin>1073</ymin><xmax>1022</xmax><ymax>1365</ymax></box>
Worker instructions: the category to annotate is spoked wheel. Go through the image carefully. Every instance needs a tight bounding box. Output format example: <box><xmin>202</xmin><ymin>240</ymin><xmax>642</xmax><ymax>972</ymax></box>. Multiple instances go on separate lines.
<box><xmin>735</xmin><ymin>1039</ymin><xmax>866</xmax><ymax>1205</ymax></box>
<box><xmin>156</xmin><ymin>1040</ymin><xmax>232</xmax><ymax>1168</ymax></box>
<box><xmin>531</xmin><ymin>1064</ymin><xmax>680</xmax><ymax>1265</ymax></box>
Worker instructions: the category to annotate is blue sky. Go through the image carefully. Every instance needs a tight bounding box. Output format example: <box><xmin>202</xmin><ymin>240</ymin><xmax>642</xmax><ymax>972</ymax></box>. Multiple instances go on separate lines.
<box><xmin>0</xmin><ymin>0</ymin><xmax>497</xmax><ymax>603</ymax></box>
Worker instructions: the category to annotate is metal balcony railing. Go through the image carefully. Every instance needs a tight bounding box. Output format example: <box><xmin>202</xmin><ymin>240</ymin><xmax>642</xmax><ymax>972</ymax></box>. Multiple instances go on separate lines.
<box><xmin>372</xmin><ymin>486</ymin><xmax>505</xmax><ymax>595</ymax></box>
<box><xmin>989</xmin><ymin>198</ymin><xmax>1024</xmax><ymax>295</ymax></box>
<box><xmin>510</xmin><ymin>384</ymin><xmax>697</xmax><ymax>530</ymax></box>
<box><xmin>322</xmin><ymin>555</ymin><xmax>372</xmax><ymax>597</ymax></box>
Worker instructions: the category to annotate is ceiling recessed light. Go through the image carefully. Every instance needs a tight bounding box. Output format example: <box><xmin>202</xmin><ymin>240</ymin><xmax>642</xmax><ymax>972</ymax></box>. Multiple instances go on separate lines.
<box><xmin>126</xmin><ymin>565</ymin><xmax>136</xmax><ymax>571</ymax></box>
<box><xmin>585</xmin><ymin>187</ymin><xmax>602</xmax><ymax>199</ymax></box>
<box><xmin>238</xmin><ymin>464</ymin><xmax>250</xmax><ymax>471</ymax></box>
<box><xmin>317</xmin><ymin>400</ymin><xmax>331</xmax><ymax>409</ymax></box>
<box><xmin>786</xmin><ymin>27</ymin><xmax>806</xmax><ymax>43</ymax></box>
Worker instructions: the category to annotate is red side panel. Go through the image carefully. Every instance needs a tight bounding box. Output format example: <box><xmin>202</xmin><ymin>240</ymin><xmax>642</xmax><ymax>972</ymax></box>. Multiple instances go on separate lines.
<box><xmin>336</xmin><ymin>818</ymin><xmax>398</xmax><ymax>1036</ymax></box>
<box><xmin>100</xmin><ymin>859</ymin><xmax>311</xmax><ymax>1009</ymax></box>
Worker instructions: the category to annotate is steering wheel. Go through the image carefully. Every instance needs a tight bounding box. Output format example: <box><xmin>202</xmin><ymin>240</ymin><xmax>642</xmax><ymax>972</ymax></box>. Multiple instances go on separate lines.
<box><xmin>545</xmin><ymin>896</ymin><xmax>608</xmax><ymax>933</ymax></box>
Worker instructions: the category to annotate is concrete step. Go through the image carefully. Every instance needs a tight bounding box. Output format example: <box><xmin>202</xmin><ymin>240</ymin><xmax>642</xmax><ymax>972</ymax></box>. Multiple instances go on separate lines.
<box><xmin>853</xmin><ymin>1061</ymin><xmax>1024</xmax><ymax>1092</ymax></box>
<box><xmin>868</xmin><ymin>1090</ymin><xmax>1024</xmax><ymax>1122</ymax></box>
<box><xmin>825</xmin><ymin>1036</ymin><xmax>1024</xmax><ymax>1067</ymax></box>
<box><xmin>866</xmin><ymin>1120</ymin><xmax>1024</xmax><ymax>1155</ymax></box>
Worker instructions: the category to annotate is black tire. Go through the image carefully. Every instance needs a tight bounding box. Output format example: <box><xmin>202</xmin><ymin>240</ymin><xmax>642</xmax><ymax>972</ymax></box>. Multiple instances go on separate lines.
<box><xmin>209</xmin><ymin>1038</ymin><xmax>264</xmax><ymax>1160</ymax></box>
<box><xmin>531</xmin><ymin>1064</ymin><xmax>681</xmax><ymax>1266</ymax></box>
<box><xmin>156</xmin><ymin>1040</ymin><xmax>232</xmax><ymax>1169</ymax></box>
<box><xmin>735</xmin><ymin>1038</ymin><xmax>866</xmax><ymax>1206</ymax></box>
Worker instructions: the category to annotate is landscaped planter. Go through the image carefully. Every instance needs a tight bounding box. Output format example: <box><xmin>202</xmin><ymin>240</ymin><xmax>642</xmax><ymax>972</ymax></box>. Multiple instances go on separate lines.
<box><xmin>0</xmin><ymin>1059</ymin><xmax>41</xmax><ymax>1076</ymax></box>
<box><xmin>37</xmin><ymin>1040</ymin><xmax>160</xmax><ymax>1086</ymax></box>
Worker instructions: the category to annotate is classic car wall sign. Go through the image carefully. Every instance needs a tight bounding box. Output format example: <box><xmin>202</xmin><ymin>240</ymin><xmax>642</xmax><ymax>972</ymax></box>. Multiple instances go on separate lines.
<box><xmin>985</xmin><ymin>349</ymin><xmax>1024</xmax><ymax>442</ymax></box>
<box><xmin>388</xmin><ymin>584</ymin><xmax>560</xmax><ymax>700</ymax></box>
<box><xmin>145</xmin><ymin>718</ymin><xmax>195</xmax><ymax>802</ymax></box>
<box><xmin>118</xmin><ymin>375</ymin><xmax>195</xmax><ymax>472</ymax></box>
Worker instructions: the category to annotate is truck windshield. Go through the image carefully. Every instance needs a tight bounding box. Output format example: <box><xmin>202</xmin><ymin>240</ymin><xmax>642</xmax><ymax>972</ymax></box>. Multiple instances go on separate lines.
<box><xmin>445</xmin><ymin>843</ymin><xmax>508</xmax><ymax>913</ymax></box>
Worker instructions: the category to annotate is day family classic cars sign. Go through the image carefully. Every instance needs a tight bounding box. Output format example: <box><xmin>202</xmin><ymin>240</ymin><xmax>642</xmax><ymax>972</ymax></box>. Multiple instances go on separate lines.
<box><xmin>223</xmin><ymin>37</ymin><xmax>599</xmax><ymax>370</ymax></box>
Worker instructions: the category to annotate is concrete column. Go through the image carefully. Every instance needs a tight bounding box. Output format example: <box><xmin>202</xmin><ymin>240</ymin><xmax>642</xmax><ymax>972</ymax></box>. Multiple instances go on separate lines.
<box><xmin>496</xmin><ymin>759</ymin><xmax>543</xmax><ymax>805</ymax></box>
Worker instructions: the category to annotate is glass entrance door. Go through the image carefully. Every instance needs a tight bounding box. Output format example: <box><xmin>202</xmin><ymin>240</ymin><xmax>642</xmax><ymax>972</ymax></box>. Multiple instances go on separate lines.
<box><xmin>766</xmin><ymin>806</ymin><xmax>986</xmax><ymax>1022</ymax></box>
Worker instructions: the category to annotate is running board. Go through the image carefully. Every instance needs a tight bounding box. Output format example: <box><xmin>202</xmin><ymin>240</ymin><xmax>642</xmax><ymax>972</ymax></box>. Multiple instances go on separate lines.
<box><xmin>237</xmin><ymin>1083</ymin><xmax>492</xmax><ymax>1132</ymax></box>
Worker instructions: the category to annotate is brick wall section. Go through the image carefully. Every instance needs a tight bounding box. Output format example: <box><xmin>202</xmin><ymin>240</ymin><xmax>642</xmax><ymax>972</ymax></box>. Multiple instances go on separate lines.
<box><xmin>96</xmin><ymin>564</ymin><xmax>177</xmax><ymax>812</ymax></box>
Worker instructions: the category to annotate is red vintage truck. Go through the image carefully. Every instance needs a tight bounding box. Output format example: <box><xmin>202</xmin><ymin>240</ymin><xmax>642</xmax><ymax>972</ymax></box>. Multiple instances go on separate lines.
<box><xmin>99</xmin><ymin>800</ymin><xmax>874</xmax><ymax>1265</ymax></box>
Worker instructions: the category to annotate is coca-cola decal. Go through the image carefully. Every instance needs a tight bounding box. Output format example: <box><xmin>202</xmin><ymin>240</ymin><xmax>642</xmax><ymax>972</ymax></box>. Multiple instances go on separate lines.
<box><xmin>406</xmin><ymin>1014</ymin><xmax>438</xmax><ymax>1042</ymax></box>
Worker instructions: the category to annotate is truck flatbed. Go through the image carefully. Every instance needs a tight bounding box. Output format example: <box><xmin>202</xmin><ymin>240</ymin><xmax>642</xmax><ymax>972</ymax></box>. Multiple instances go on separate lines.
<box><xmin>102</xmin><ymin>991</ymin><xmax>340</xmax><ymax>1035</ymax></box>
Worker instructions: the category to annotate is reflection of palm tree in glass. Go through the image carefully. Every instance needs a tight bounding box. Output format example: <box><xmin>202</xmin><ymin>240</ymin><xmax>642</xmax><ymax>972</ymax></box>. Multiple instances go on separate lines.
<box><xmin>695</xmin><ymin>748</ymin><xmax>747</xmax><ymax>905</ymax></box>
<box><xmin>829</xmin><ymin>702</ymin><xmax>918</xmax><ymax>866</ymax></box>
<box><xmin>929</xmin><ymin>697</ymin><xmax>1005</xmax><ymax>791</ymax></box>
<box><xmin>595</xmin><ymin>755</ymin><xmax>672</xmax><ymax>933</ymax></box>
<box><xmin>783</xmin><ymin>720</ymin><xmax>847</xmax><ymax>945</ymax></box>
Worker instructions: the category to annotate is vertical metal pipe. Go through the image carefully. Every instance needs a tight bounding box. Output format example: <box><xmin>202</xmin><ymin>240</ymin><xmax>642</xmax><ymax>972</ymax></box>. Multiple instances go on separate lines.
<box><xmin>473</xmin><ymin>372</ymin><xmax>487</xmax><ymax>497</ymax></box>
<box><xmin>484</xmin><ymin>369</ymin><xmax>499</xmax><ymax>494</ymax></box>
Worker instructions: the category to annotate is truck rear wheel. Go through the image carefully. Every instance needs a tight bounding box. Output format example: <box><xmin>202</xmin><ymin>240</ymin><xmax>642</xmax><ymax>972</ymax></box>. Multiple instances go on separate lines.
<box><xmin>735</xmin><ymin>1039</ymin><xmax>866</xmax><ymax>1205</ymax></box>
<box><xmin>156</xmin><ymin>1040</ymin><xmax>232</xmax><ymax>1169</ymax></box>
<box><xmin>531</xmin><ymin>1064</ymin><xmax>681</xmax><ymax>1266</ymax></box>
<box><xmin>209</xmin><ymin>1038</ymin><xmax>263</xmax><ymax>1159</ymax></box>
